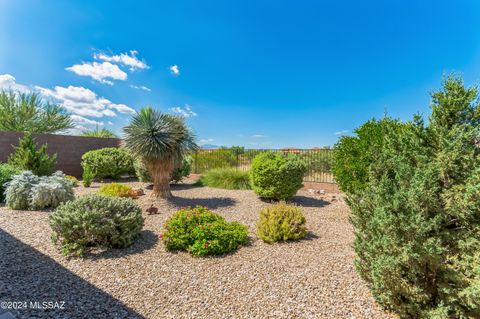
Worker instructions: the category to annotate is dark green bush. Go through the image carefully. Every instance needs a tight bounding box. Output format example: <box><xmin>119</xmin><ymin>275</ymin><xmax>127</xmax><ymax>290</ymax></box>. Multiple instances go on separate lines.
<box><xmin>332</xmin><ymin>118</ymin><xmax>404</xmax><ymax>195</ymax></box>
<box><xmin>341</xmin><ymin>75</ymin><xmax>480</xmax><ymax>318</ymax></box>
<box><xmin>198</xmin><ymin>168</ymin><xmax>251</xmax><ymax>190</ymax></box>
<box><xmin>161</xmin><ymin>206</ymin><xmax>248</xmax><ymax>256</ymax></box>
<box><xmin>257</xmin><ymin>202</ymin><xmax>307</xmax><ymax>243</ymax></box>
<box><xmin>0</xmin><ymin>163</ymin><xmax>21</xmax><ymax>202</ymax></box>
<box><xmin>8</xmin><ymin>133</ymin><xmax>57</xmax><ymax>176</ymax></box>
<box><xmin>250</xmin><ymin>151</ymin><xmax>306</xmax><ymax>200</ymax></box>
<box><xmin>81</xmin><ymin>147</ymin><xmax>134</xmax><ymax>179</ymax></box>
<box><xmin>50</xmin><ymin>195</ymin><xmax>144</xmax><ymax>256</ymax></box>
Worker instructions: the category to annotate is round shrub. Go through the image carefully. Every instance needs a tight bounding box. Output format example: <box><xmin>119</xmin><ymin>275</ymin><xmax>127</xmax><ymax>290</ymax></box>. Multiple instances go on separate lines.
<box><xmin>5</xmin><ymin>171</ymin><xmax>74</xmax><ymax>210</ymax></box>
<box><xmin>161</xmin><ymin>206</ymin><xmax>248</xmax><ymax>256</ymax></box>
<box><xmin>50</xmin><ymin>195</ymin><xmax>144</xmax><ymax>256</ymax></box>
<box><xmin>250</xmin><ymin>152</ymin><xmax>306</xmax><ymax>200</ymax></box>
<box><xmin>198</xmin><ymin>168</ymin><xmax>251</xmax><ymax>190</ymax></box>
<box><xmin>98</xmin><ymin>183</ymin><xmax>137</xmax><ymax>199</ymax></box>
<box><xmin>81</xmin><ymin>147</ymin><xmax>134</xmax><ymax>179</ymax></box>
<box><xmin>257</xmin><ymin>202</ymin><xmax>307</xmax><ymax>243</ymax></box>
<box><xmin>0</xmin><ymin>163</ymin><xmax>21</xmax><ymax>202</ymax></box>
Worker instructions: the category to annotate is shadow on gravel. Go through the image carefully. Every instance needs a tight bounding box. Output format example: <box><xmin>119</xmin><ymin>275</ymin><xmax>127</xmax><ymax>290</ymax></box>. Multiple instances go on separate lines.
<box><xmin>0</xmin><ymin>228</ymin><xmax>145</xmax><ymax>319</ymax></box>
<box><xmin>170</xmin><ymin>183</ymin><xmax>202</xmax><ymax>191</ymax></box>
<box><xmin>167</xmin><ymin>196</ymin><xmax>236</xmax><ymax>209</ymax></box>
<box><xmin>86</xmin><ymin>230</ymin><xmax>159</xmax><ymax>260</ymax></box>
<box><xmin>289</xmin><ymin>195</ymin><xmax>330</xmax><ymax>208</ymax></box>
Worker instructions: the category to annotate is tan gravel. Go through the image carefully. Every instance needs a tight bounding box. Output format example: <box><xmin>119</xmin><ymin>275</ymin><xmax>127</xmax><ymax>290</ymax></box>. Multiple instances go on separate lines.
<box><xmin>0</xmin><ymin>181</ymin><xmax>396</xmax><ymax>319</ymax></box>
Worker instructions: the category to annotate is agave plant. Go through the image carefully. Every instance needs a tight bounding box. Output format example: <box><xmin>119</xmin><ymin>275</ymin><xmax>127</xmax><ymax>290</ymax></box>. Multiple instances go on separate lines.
<box><xmin>123</xmin><ymin>107</ymin><xmax>197</xmax><ymax>199</ymax></box>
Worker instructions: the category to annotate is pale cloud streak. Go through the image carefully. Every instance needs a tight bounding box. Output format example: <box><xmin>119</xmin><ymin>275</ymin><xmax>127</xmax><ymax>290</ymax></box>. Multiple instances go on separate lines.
<box><xmin>169</xmin><ymin>104</ymin><xmax>197</xmax><ymax>118</ymax></box>
<box><xmin>334</xmin><ymin>130</ymin><xmax>350</xmax><ymax>136</ymax></box>
<box><xmin>169</xmin><ymin>64</ymin><xmax>180</xmax><ymax>76</ymax></box>
<box><xmin>66</xmin><ymin>61</ymin><xmax>127</xmax><ymax>85</ymax></box>
<box><xmin>94</xmin><ymin>50</ymin><xmax>148</xmax><ymax>71</ymax></box>
<box><xmin>130</xmin><ymin>84</ymin><xmax>151</xmax><ymax>91</ymax></box>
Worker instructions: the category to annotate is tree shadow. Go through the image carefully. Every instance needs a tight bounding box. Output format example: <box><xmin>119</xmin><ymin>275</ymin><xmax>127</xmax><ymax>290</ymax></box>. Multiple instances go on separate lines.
<box><xmin>85</xmin><ymin>230</ymin><xmax>159</xmax><ymax>260</ymax></box>
<box><xmin>170</xmin><ymin>183</ymin><xmax>202</xmax><ymax>191</ymax></box>
<box><xmin>166</xmin><ymin>196</ymin><xmax>237</xmax><ymax>209</ymax></box>
<box><xmin>0</xmin><ymin>228</ymin><xmax>145</xmax><ymax>319</ymax></box>
<box><xmin>289</xmin><ymin>195</ymin><xmax>330</xmax><ymax>208</ymax></box>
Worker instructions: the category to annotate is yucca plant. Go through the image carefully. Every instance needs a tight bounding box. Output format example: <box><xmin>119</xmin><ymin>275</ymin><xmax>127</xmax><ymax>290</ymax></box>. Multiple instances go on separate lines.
<box><xmin>123</xmin><ymin>107</ymin><xmax>197</xmax><ymax>199</ymax></box>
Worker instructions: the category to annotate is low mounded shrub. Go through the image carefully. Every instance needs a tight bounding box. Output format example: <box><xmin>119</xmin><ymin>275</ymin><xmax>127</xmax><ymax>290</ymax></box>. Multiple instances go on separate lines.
<box><xmin>250</xmin><ymin>152</ymin><xmax>306</xmax><ymax>200</ymax></box>
<box><xmin>198</xmin><ymin>168</ymin><xmax>251</xmax><ymax>190</ymax></box>
<box><xmin>0</xmin><ymin>163</ymin><xmax>21</xmax><ymax>202</ymax></box>
<box><xmin>257</xmin><ymin>202</ymin><xmax>307</xmax><ymax>243</ymax></box>
<box><xmin>161</xmin><ymin>206</ymin><xmax>248</xmax><ymax>256</ymax></box>
<box><xmin>98</xmin><ymin>183</ymin><xmax>137</xmax><ymax>199</ymax></box>
<box><xmin>81</xmin><ymin>147</ymin><xmax>134</xmax><ymax>179</ymax></box>
<box><xmin>64</xmin><ymin>175</ymin><xmax>78</xmax><ymax>187</ymax></box>
<box><xmin>5</xmin><ymin>171</ymin><xmax>74</xmax><ymax>210</ymax></box>
<box><xmin>134</xmin><ymin>156</ymin><xmax>192</xmax><ymax>183</ymax></box>
<box><xmin>50</xmin><ymin>195</ymin><xmax>144</xmax><ymax>256</ymax></box>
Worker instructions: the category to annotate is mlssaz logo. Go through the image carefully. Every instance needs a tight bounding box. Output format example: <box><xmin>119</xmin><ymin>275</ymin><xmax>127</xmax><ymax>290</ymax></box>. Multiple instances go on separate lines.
<box><xmin>30</xmin><ymin>301</ymin><xmax>66</xmax><ymax>310</ymax></box>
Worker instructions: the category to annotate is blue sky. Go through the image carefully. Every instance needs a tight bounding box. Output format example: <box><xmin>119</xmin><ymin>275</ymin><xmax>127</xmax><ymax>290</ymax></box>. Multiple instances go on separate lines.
<box><xmin>1</xmin><ymin>0</ymin><xmax>479</xmax><ymax>148</ymax></box>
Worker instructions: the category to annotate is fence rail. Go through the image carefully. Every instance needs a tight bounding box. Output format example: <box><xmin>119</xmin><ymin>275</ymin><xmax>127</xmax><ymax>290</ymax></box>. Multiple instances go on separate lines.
<box><xmin>191</xmin><ymin>148</ymin><xmax>335</xmax><ymax>184</ymax></box>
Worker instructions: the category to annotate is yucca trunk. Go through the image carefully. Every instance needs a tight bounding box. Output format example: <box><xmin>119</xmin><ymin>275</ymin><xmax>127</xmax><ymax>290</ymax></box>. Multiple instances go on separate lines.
<box><xmin>147</xmin><ymin>157</ymin><xmax>174</xmax><ymax>199</ymax></box>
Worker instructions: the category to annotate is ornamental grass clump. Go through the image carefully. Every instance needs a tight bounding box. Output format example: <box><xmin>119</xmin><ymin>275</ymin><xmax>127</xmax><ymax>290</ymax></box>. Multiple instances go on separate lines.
<box><xmin>98</xmin><ymin>183</ymin><xmax>137</xmax><ymax>199</ymax></box>
<box><xmin>198</xmin><ymin>168</ymin><xmax>251</xmax><ymax>190</ymax></box>
<box><xmin>333</xmin><ymin>75</ymin><xmax>480</xmax><ymax>318</ymax></box>
<box><xmin>257</xmin><ymin>202</ymin><xmax>307</xmax><ymax>243</ymax></box>
<box><xmin>50</xmin><ymin>195</ymin><xmax>144</xmax><ymax>256</ymax></box>
<box><xmin>161</xmin><ymin>206</ymin><xmax>248</xmax><ymax>256</ymax></box>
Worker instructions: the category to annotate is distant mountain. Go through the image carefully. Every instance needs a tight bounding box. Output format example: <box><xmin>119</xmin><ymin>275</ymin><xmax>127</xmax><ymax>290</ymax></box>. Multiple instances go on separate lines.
<box><xmin>200</xmin><ymin>144</ymin><xmax>221</xmax><ymax>149</ymax></box>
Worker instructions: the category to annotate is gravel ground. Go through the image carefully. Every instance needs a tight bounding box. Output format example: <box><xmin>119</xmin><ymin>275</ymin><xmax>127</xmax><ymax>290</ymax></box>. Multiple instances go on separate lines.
<box><xmin>0</xmin><ymin>181</ymin><xmax>396</xmax><ymax>319</ymax></box>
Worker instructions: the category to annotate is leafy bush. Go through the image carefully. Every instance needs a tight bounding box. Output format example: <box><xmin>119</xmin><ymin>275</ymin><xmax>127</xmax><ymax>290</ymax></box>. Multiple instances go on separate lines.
<box><xmin>50</xmin><ymin>195</ymin><xmax>144</xmax><ymax>256</ymax></box>
<box><xmin>82</xmin><ymin>168</ymin><xmax>94</xmax><ymax>187</ymax></box>
<box><xmin>8</xmin><ymin>133</ymin><xmax>57</xmax><ymax>176</ymax></box>
<box><xmin>98</xmin><ymin>183</ymin><xmax>137</xmax><ymax>199</ymax></box>
<box><xmin>332</xmin><ymin>118</ymin><xmax>404</xmax><ymax>195</ymax></box>
<box><xmin>161</xmin><ymin>206</ymin><xmax>248</xmax><ymax>256</ymax></box>
<box><xmin>4</xmin><ymin>171</ymin><xmax>73</xmax><ymax>210</ymax></box>
<box><xmin>198</xmin><ymin>168</ymin><xmax>251</xmax><ymax>190</ymax></box>
<box><xmin>341</xmin><ymin>75</ymin><xmax>480</xmax><ymax>318</ymax></box>
<box><xmin>64</xmin><ymin>175</ymin><xmax>78</xmax><ymax>187</ymax></box>
<box><xmin>134</xmin><ymin>156</ymin><xmax>192</xmax><ymax>183</ymax></box>
<box><xmin>257</xmin><ymin>202</ymin><xmax>307</xmax><ymax>243</ymax></box>
<box><xmin>0</xmin><ymin>163</ymin><xmax>21</xmax><ymax>202</ymax></box>
<box><xmin>81</xmin><ymin>147</ymin><xmax>134</xmax><ymax>179</ymax></box>
<box><xmin>250</xmin><ymin>152</ymin><xmax>306</xmax><ymax>200</ymax></box>
<box><xmin>30</xmin><ymin>172</ymin><xmax>75</xmax><ymax>210</ymax></box>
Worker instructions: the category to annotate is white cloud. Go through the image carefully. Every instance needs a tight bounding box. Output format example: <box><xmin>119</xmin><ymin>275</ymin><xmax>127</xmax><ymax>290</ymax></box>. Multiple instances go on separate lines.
<box><xmin>36</xmin><ymin>85</ymin><xmax>135</xmax><ymax>118</ymax></box>
<box><xmin>66</xmin><ymin>61</ymin><xmax>127</xmax><ymax>85</ymax></box>
<box><xmin>169</xmin><ymin>104</ymin><xmax>197</xmax><ymax>118</ymax></box>
<box><xmin>0</xmin><ymin>74</ymin><xmax>30</xmax><ymax>93</ymax></box>
<box><xmin>107</xmin><ymin>121</ymin><xmax>114</xmax><ymax>126</ymax></box>
<box><xmin>251</xmin><ymin>134</ymin><xmax>267</xmax><ymax>138</ymax></box>
<box><xmin>169</xmin><ymin>64</ymin><xmax>180</xmax><ymax>76</ymax></box>
<box><xmin>94</xmin><ymin>50</ymin><xmax>148</xmax><ymax>71</ymax></box>
<box><xmin>334</xmin><ymin>130</ymin><xmax>350</xmax><ymax>136</ymax></box>
<box><xmin>130</xmin><ymin>84</ymin><xmax>151</xmax><ymax>91</ymax></box>
<box><xmin>71</xmin><ymin>115</ymin><xmax>104</xmax><ymax>126</ymax></box>
<box><xmin>200</xmin><ymin>138</ymin><xmax>214</xmax><ymax>143</ymax></box>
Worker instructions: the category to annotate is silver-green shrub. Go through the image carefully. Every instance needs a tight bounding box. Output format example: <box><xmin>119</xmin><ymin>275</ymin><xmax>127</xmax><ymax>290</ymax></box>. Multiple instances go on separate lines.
<box><xmin>50</xmin><ymin>195</ymin><xmax>144</xmax><ymax>256</ymax></box>
<box><xmin>5</xmin><ymin>171</ymin><xmax>73</xmax><ymax>210</ymax></box>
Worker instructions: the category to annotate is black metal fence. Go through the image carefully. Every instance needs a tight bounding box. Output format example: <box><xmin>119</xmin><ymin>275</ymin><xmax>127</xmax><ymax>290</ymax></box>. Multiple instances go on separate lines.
<box><xmin>191</xmin><ymin>148</ymin><xmax>335</xmax><ymax>183</ymax></box>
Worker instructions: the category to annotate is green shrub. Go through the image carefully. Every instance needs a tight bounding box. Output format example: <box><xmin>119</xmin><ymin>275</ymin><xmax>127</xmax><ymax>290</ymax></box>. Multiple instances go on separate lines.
<box><xmin>332</xmin><ymin>118</ymin><xmax>404</xmax><ymax>195</ymax></box>
<box><xmin>344</xmin><ymin>75</ymin><xmax>480</xmax><ymax>318</ymax></box>
<box><xmin>161</xmin><ymin>206</ymin><xmax>248</xmax><ymax>256</ymax></box>
<box><xmin>82</xmin><ymin>168</ymin><xmax>94</xmax><ymax>187</ymax></box>
<box><xmin>250</xmin><ymin>152</ymin><xmax>306</xmax><ymax>200</ymax></box>
<box><xmin>81</xmin><ymin>147</ymin><xmax>134</xmax><ymax>179</ymax></box>
<box><xmin>50</xmin><ymin>195</ymin><xmax>144</xmax><ymax>256</ymax></box>
<box><xmin>98</xmin><ymin>183</ymin><xmax>137</xmax><ymax>198</ymax></box>
<box><xmin>135</xmin><ymin>156</ymin><xmax>192</xmax><ymax>183</ymax></box>
<box><xmin>0</xmin><ymin>163</ymin><xmax>21</xmax><ymax>202</ymax></box>
<box><xmin>257</xmin><ymin>202</ymin><xmax>307</xmax><ymax>243</ymax></box>
<box><xmin>8</xmin><ymin>133</ymin><xmax>57</xmax><ymax>176</ymax></box>
<box><xmin>198</xmin><ymin>168</ymin><xmax>251</xmax><ymax>190</ymax></box>
<box><xmin>5</xmin><ymin>171</ymin><xmax>74</xmax><ymax>210</ymax></box>
<box><xmin>64</xmin><ymin>175</ymin><xmax>78</xmax><ymax>187</ymax></box>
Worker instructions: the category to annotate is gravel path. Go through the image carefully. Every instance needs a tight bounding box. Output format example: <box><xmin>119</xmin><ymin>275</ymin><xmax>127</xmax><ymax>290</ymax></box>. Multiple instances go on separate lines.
<box><xmin>0</xmin><ymin>181</ymin><xmax>396</xmax><ymax>319</ymax></box>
